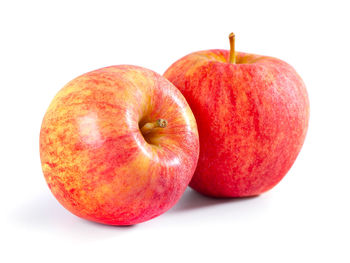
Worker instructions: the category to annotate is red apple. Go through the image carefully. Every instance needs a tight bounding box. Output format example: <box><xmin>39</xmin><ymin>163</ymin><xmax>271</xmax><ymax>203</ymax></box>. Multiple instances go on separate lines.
<box><xmin>40</xmin><ymin>65</ymin><xmax>199</xmax><ymax>225</ymax></box>
<box><xmin>164</xmin><ymin>33</ymin><xmax>309</xmax><ymax>197</ymax></box>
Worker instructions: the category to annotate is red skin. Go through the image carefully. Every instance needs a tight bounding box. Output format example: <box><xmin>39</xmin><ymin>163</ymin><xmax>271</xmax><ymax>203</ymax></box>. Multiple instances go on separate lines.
<box><xmin>40</xmin><ymin>65</ymin><xmax>199</xmax><ymax>225</ymax></box>
<box><xmin>164</xmin><ymin>50</ymin><xmax>309</xmax><ymax>197</ymax></box>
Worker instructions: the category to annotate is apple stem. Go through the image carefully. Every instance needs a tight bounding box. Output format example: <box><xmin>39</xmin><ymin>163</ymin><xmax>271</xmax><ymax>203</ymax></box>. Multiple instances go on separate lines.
<box><xmin>229</xmin><ymin>32</ymin><xmax>236</xmax><ymax>64</ymax></box>
<box><xmin>140</xmin><ymin>119</ymin><xmax>168</xmax><ymax>135</ymax></box>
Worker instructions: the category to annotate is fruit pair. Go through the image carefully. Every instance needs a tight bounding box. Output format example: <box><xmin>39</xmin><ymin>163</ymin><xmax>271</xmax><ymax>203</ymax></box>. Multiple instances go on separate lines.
<box><xmin>40</xmin><ymin>34</ymin><xmax>309</xmax><ymax>225</ymax></box>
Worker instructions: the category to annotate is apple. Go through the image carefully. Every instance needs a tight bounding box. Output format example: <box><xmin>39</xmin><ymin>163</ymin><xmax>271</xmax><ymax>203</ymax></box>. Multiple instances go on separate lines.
<box><xmin>164</xmin><ymin>33</ymin><xmax>309</xmax><ymax>197</ymax></box>
<box><xmin>40</xmin><ymin>65</ymin><xmax>199</xmax><ymax>225</ymax></box>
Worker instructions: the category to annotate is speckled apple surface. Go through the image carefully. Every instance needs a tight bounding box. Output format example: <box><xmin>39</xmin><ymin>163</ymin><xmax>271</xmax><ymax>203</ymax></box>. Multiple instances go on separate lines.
<box><xmin>164</xmin><ymin>50</ymin><xmax>309</xmax><ymax>197</ymax></box>
<box><xmin>40</xmin><ymin>65</ymin><xmax>199</xmax><ymax>225</ymax></box>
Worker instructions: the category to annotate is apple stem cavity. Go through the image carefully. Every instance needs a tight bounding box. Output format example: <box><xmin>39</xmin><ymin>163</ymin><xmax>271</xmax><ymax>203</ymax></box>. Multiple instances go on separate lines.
<box><xmin>229</xmin><ymin>32</ymin><xmax>236</xmax><ymax>64</ymax></box>
<box><xmin>140</xmin><ymin>119</ymin><xmax>168</xmax><ymax>135</ymax></box>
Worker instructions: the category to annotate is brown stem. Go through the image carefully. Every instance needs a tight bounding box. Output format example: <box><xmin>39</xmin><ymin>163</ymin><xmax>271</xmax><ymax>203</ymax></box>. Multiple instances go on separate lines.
<box><xmin>140</xmin><ymin>119</ymin><xmax>168</xmax><ymax>135</ymax></box>
<box><xmin>229</xmin><ymin>32</ymin><xmax>236</xmax><ymax>64</ymax></box>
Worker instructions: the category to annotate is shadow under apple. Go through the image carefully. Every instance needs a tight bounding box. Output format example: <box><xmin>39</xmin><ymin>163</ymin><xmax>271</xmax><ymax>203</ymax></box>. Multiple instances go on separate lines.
<box><xmin>169</xmin><ymin>188</ymin><xmax>259</xmax><ymax>214</ymax></box>
<box><xmin>10</xmin><ymin>192</ymin><xmax>135</xmax><ymax>241</ymax></box>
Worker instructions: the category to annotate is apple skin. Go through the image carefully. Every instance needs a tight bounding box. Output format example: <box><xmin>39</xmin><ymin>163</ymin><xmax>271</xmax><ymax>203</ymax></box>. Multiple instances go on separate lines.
<box><xmin>164</xmin><ymin>50</ymin><xmax>309</xmax><ymax>197</ymax></box>
<box><xmin>40</xmin><ymin>65</ymin><xmax>199</xmax><ymax>225</ymax></box>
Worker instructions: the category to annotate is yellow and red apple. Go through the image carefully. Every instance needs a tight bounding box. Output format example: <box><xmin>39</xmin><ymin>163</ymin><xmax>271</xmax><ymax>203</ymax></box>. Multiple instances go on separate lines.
<box><xmin>40</xmin><ymin>65</ymin><xmax>199</xmax><ymax>225</ymax></box>
<box><xmin>164</xmin><ymin>33</ymin><xmax>309</xmax><ymax>197</ymax></box>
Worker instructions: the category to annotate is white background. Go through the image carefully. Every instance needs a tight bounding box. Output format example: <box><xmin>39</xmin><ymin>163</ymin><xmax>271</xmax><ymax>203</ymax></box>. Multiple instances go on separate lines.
<box><xmin>1</xmin><ymin>0</ymin><xmax>349</xmax><ymax>262</ymax></box>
